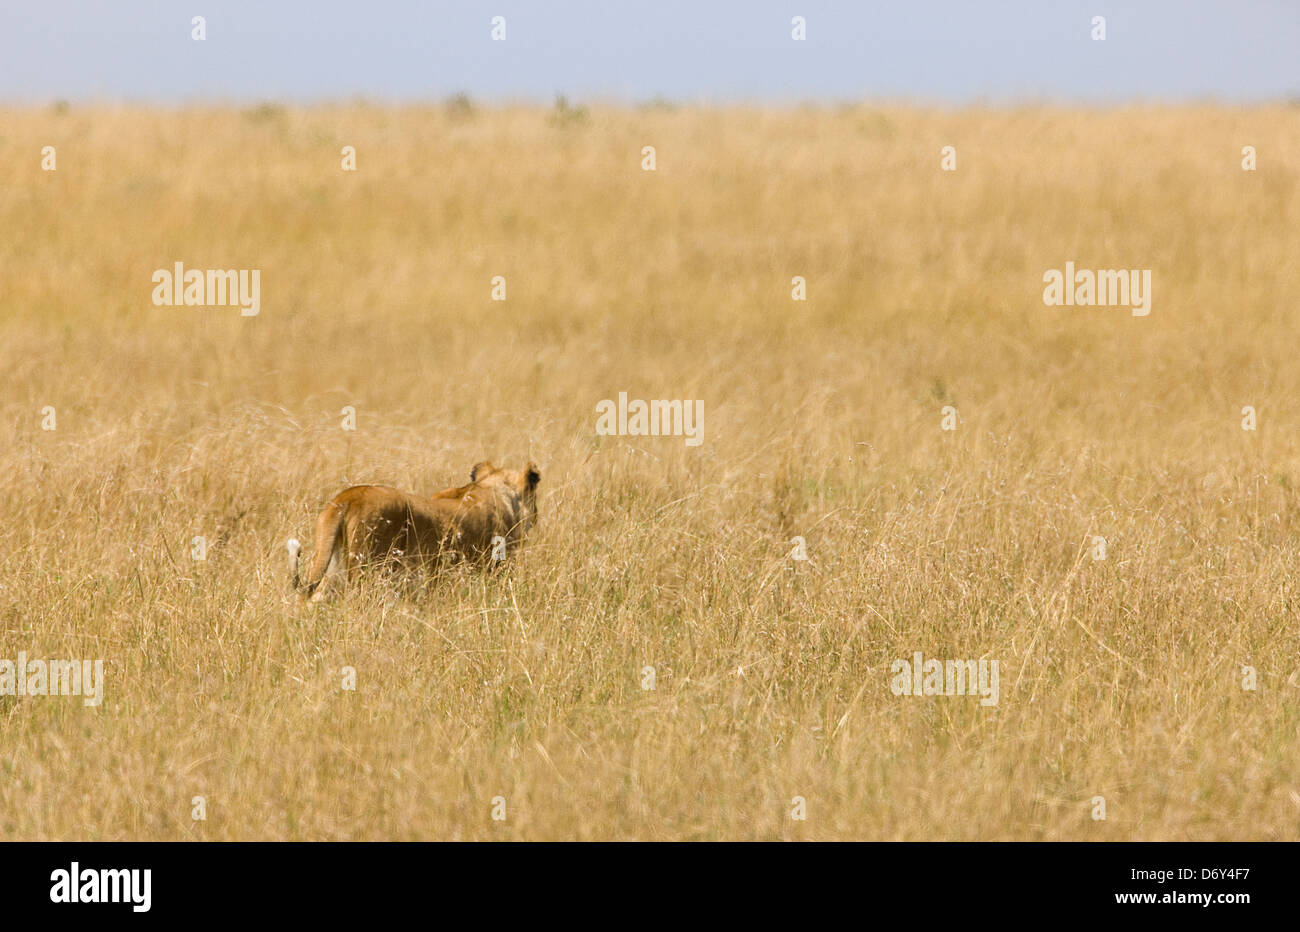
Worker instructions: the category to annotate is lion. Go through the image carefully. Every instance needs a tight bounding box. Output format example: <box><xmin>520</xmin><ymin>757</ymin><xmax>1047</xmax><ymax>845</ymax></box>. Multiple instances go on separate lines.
<box><xmin>287</xmin><ymin>461</ymin><xmax>540</xmax><ymax>602</ymax></box>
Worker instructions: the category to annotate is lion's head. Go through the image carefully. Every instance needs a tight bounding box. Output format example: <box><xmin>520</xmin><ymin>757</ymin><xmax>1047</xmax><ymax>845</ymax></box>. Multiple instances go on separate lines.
<box><xmin>465</xmin><ymin>460</ymin><xmax>541</xmax><ymax>534</ymax></box>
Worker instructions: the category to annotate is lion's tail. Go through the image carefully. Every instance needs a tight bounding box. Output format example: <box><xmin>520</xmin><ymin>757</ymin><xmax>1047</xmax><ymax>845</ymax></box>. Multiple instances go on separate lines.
<box><xmin>292</xmin><ymin>502</ymin><xmax>348</xmax><ymax>600</ymax></box>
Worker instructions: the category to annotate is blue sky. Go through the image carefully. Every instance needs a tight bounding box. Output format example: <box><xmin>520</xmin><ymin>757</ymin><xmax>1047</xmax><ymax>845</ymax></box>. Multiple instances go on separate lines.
<box><xmin>1</xmin><ymin>1</ymin><xmax>1296</xmax><ymax>105</ymax></box>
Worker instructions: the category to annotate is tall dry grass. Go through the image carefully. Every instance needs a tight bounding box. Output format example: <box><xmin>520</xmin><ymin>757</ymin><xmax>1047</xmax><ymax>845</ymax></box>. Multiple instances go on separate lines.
<box><xmin>1</xmin><ymin>102</ymin><xmax>1298</xmax><ymax>839</ymax></box>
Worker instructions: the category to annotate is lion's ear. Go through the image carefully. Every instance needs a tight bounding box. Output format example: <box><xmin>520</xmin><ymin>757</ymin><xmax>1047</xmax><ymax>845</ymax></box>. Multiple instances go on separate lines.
<box><xmin>525</xmin><ymin>462</ymin><xmax>540</xmax><ymax>488</ymax></box>
<box><xmin>470</xmin><ymin>461</ymin><xmax>494</xmax><ymax>482</ymax></box>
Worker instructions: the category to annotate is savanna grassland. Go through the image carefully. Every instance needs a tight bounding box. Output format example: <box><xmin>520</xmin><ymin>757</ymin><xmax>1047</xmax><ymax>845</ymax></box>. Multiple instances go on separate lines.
<box><xmin>2</xmin><ymin>102</ymin><xmax>1299</xmax><ymax>840</ymax></box>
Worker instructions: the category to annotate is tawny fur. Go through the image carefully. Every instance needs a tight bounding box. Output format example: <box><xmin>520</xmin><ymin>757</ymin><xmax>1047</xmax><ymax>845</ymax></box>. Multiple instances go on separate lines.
<box><xmin>289</xmin><ymin>461</ymin><xmax>539</xmax><ymax>601</ymax></box>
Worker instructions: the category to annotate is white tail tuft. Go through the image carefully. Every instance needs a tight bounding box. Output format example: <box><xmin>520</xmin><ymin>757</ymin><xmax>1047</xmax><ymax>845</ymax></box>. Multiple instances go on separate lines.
<box><xmin>287</xmin><ymin>538</ymin><xmax>303</xmax><ymax>591</ymax></box>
